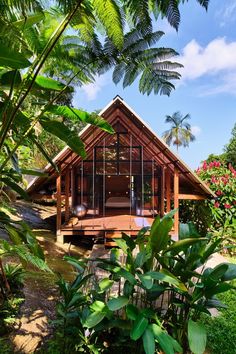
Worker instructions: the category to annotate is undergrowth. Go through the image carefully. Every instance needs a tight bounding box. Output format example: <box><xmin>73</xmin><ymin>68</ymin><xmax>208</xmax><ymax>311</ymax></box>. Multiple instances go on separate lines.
<box><xmin>202</xmin><ymin>277</ymin><xmax>236</xmax><ymax>354</ymax></box>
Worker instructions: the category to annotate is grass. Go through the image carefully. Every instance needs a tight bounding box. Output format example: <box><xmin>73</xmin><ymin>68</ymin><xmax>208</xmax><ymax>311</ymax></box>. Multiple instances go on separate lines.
<box><xmin>202</xmin><ymin>257</ymin><xmax>236</xmax><ymax>354</ymax></box>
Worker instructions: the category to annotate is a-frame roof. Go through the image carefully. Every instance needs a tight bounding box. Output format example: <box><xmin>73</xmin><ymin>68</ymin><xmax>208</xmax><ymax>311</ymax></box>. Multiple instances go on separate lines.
<box><xmin>27</xmin><ymin>96</ymin><xmax>215</xmax><ymax>198</ymax></box>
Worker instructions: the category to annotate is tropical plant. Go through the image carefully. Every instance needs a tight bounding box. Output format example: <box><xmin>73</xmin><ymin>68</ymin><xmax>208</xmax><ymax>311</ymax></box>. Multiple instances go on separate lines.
<box><xmin>162</xmin><ymin>111</ymin><xmax>196</xmax><ymax>151</ymax></box>
<box><xmin>196</xmin><ymin>160</ymin><xmax>236</xmax><ymax>225</ymax></box>
<box><xmin>47</xmin><ymin>210</ymin><xmax>236</xmax><ymax>354</ymax></box>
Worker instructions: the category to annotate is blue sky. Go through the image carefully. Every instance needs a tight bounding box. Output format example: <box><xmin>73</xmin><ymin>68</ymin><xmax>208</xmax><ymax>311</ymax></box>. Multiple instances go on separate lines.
<box><xmin>73</xmin><ymin>0</ymin><xmax>236</xmax><ymax>170</ymax></box>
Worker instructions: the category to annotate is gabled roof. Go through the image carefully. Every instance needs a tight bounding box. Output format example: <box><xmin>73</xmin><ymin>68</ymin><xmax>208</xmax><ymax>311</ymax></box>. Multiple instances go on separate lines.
<box><xmin>27</xmin><ymin>95</ymin><xmax>215</xmax><ymax>198</ymax></box>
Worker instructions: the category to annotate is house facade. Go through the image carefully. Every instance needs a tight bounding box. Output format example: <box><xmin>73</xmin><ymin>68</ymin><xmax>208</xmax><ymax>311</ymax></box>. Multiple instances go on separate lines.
<box><xmin>27</xmin><ymin>96</ymin><xmax>214</xmax><ymax>244</ymax></box>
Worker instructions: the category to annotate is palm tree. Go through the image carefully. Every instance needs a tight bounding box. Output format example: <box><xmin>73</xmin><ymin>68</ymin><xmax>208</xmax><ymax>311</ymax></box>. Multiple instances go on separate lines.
<box><xmin>162</xmin><ymin>111</ymin><xmax>196</xmax><ymax>152</ymax></box>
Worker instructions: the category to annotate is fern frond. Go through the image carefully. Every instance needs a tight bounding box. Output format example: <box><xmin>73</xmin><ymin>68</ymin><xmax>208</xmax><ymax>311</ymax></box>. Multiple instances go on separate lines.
<box><xmin>92</xmin><ymin>0</ymin><xmax>124</xmax><ymax>49</ymax></box>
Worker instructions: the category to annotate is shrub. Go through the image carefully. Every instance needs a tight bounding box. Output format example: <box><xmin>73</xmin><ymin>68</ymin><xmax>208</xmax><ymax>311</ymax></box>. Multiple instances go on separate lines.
<box><xmin>46</xmin><ymin>212</ymin><xmax>236</xmax><ymax>354</ymax></box>
<box><xmin>196</xmin><ymin>160</ymin><xmax>236</xmax><ymax>225</ymax></box>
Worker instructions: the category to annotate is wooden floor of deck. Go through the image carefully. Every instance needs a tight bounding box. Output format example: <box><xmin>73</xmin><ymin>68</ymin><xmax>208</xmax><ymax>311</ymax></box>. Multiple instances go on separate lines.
<box><xmin>61</xmin><ymin>213</ymin><xmax>154</xmax><ymax>235</ymax></box>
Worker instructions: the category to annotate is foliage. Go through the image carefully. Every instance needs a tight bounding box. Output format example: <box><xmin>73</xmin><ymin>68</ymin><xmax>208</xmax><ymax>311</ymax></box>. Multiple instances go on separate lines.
<box><xmin>3</xmin><ymin>264</ymin><xmax>25</xmax><ymax>293</ymax></box>
<box><xmin>162</xmin><ymin>111</ymin><xmax>195</xmax><ymax>151</ymax></box>
<box><xmin>179</xmin><ymin>201</ymin><xmax>213</xmax><ymax>235</ymax></box>
<box><xmin>201</xmin><ymin>279</ymin><xmax>236</xmax><ymax>354</ymax></box>
<box><xmin>224</xmin><ymin>123</ymin><xmax>236</xmax><ymax>168</ymax></box>
<box><xmin>196</xmin><ymin>160</ymin><xmax>236</xmax><ymax>225</ymax></box>
<box><xmin>47</xmin><ymin>211</ymin><xmax>236</xmax><ymax>354</ymax></box>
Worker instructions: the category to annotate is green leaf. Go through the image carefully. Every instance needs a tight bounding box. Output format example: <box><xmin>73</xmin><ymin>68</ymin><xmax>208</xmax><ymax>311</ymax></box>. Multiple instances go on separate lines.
<box><xmin>222</xmin><ymin>263</ymin><xmax>236</xmax><ymax>281</ymax></box>
<box><xmin>0</xmin><ymin>43</ymin><xmax>31</xmax><ymax>69</ymax></box>
<box><xmin>115</xmin><ymin>238</ymin><xmax>128</xmax><ymax>254</ymax></box>
<box><xmin>46</xmin><ymin>105</ymin><xmax>114</xmax><ymax>133</ymax></box>
<box><xmin>0</xmin><ymin>69</ymin><xmax>22</xmax><ymax>88</ymax></box>
<box><xmin>93</xmin><ymin>0</ymin><xmax>123</xmax><ymax>49</ymax></box>
<box><xmin>130</xmin><ymin>314</ymin><xmax>148</xmax><ymax>340</ymax></box>
<box><xmin>164</xmin><ymin>238</ymin><xmax>207</xmax><ymax>256</ymax></box>
<box><xmin>39</xmin><ymin>119</ymin><xmax>86</xmax><ymax>158</ymax></box>
<box><xmin>188</xmin><ymin>320</ymin><xmax>206</xmax><ymax>354</ymax></box>
<box><xmin>150</xmin><ymin>216</ymin><xmax>173</xmax><ymax>253</ymax></box>
<box><xmin>0</xmin><ymin>177</ymin><xmax>29</xmax><ymax>200</ymax></box>
<box><xmin>147</xmin><ymin>270</ymin><xmax>187</xmax><ymax>291</ymax></box>
<box><xmin>21</xmin><ymin>169</ymin><xmax>48</xmax><ymax>177</ymax></box>
<box><xmin>139</xmin><ymin>273</ymin><xmax>153</xmax><ymax>290</ymax></box>
<box><xmin>34</xmin><ymin>76</ymin><xmax>66</xmax><ymax>91</ymax></box>
<box><xmin>126</xmin><ymin>304</ymin><xmax>139</xmax><ymax>320</ymax></box>
<box><xmin>99</xmin><ymin>278</ymin><xmax>114</xmax><ymax>292</ymax></box>
<box><xmin>85</xmin><ymin>312</ymin><xmax>106</xmax><ymax>328</ymax></box>
<box><xmin>205</xmin><ymin>283</ymin><xmax>234</xmax><ymax>297</ymax></box>
<box><xmin>90</xmin><ymin>301</ymin><xmax>107</xmax><ymax>312</ymax></box>
<box><xmin>107</xmin><ymin>296</ymin><xmax>129</xmax><ymax>311</ymax></box>
<box><xmin>143</xmin><ymin>325</ymin><xmax>155</xmax><ymax>354</ymax></box>
<box><xmin>151</xmin><ymin>324</ymin><xmax>174</xmax><ymax>354</ymax></box>
<box><xmin>13</xmin><ymin>13</ymin><xmax>44</xmax><ymax>29</ymax></box>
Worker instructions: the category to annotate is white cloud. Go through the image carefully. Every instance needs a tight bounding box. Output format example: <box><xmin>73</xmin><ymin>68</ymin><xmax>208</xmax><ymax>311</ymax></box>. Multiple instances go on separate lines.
<box><xmin>82</xmin><ymin>75</ymin><xmax>109</xmax><ymax>101</ymax></box>
<box><xmin>216</xmin><ymin>1</ymin><xmax>236</xmax><ymax>27</ymax></box>
<box><xmin>191</xmin><ymin>125</ymin><xmax>201</xmax><ymax>136</ymax></box>
<box><xmin>178</xmin><ymin>37</ymin><xmax>236</xmax><ymax>95</ymax></box>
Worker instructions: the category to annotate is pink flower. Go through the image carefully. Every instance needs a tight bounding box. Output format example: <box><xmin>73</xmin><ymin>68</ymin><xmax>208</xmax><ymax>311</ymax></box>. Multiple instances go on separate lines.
<box><xmin>214</xmin><ymin>161</ymin><xmax>221</xmax><ymax>167</ymax></box>
<box><xmin>214</xmin><ymin>201</ymin><xmax>220</xmax><ymax>208</ymax></box>
<box><xmin>224</xmin><ymin>204</ymin><xmax>231</xmax><ymax>209</ymax></box>
<box><xmin>203</xmin><ymin>161</ymin><xmax>208</xmax><ymax>171</ymax></box>
<box><xmin>216</xmin><ymin>190</ymin><xmax>223</xmax><ymax>196</ymax></box>
<box><xmin>211</xmin><ymin>176</ymin><xmax>217</xmax><ymax>183</ymax></box>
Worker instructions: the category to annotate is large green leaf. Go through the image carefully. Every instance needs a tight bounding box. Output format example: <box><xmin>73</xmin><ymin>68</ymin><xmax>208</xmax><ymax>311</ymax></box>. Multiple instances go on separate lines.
<box><xmin>188</xmin><ymin>320</ymin><xmax>206</xmax><ymax>354</ymax></box>
<box><xmin>126</xmin><ymin>304</ymin><xmax>139</xmax><ymax>320</ymax></box>
<box><xmin>93</xmin><ymin>0</ymin><xmax>123</xmax><ymax>49</ymax></box>
<box><xmin>107</xmin><ymin>296</ymin><xmax>129</xmax><ymax>311</ymax></box>
<box><xmin>151</xmin><ymin>324</ymin><xmax>175</xmax><ymax>354</ymax></box>
<box><xmin>39</xmin><ymin>119</ymin><xmax>86</xmax><ymax>158</ymax></box>
<box><xmin>164</xmin><ymin>238</ymin><xmax>207</xmax><ymax>256</ymax></box>
<box><xmin>143</xmin><ymin>325</ymin><xmax>155</xmax><ymax>354</ymax></box>
<box><xmin>147</xmin><ymin>270</ymin><xmax>187</xmax><ymax>291</ymax></box>
<box><xmin>0</xmin><ymin>43</ymin><xmax>31</xmax><ymax>69</ymax></box>
<box><xmin>222</xmin><ymin>263</ymin><xmax>236</xmax><ymax>281</ymax></box>
<box><xmin>0</xmin><ymin>69</ymin><xmax>22</xmax><ymax>88</ymax></box>
<box><xmin>98</xmin><ymin>278</ymin><xmax>114</xmax><ymax>292</ymax></box>
<box><xmin>34</xmin><ymin>76</ymin><xmax>66</xmax><ymax>91</ymax></box>
<box><xmin>130</xmin><ymin>314</ymin><xmax>148</xmax><ymax>340</ymax></box>
<box><xmin>150</xmin><ymin>216</ymin><xmax>173</xmax><ymax>253</ymax></box>
<box><xmin>85</xmin><ymin>312</ymin><xmax>106</xmax><ymax>328</ymax></box>
<box><xmin>139</xmin><ymin>273</ymin><xmax>153</xmax><ymax>290</ymax></box>
<box><xmin>46</xmin><ymin>105</ymin><xmax>114</xmax><ymax>133</ymax></box>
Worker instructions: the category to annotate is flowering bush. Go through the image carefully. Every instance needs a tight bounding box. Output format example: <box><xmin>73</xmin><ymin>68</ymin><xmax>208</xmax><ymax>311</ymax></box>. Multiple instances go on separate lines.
<box><xmin>196</xmin><ymin>160</ymin><xmax>236</xmax><ymax>225</ymax></box>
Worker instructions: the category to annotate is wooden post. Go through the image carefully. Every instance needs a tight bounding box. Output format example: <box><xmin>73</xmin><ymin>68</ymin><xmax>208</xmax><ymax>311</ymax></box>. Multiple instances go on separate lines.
<box><xmin>166</xmin><ymin>169</ymin><xmax>171</xmax><ymax>212</ymax></box>
<box><xmin>65</xmin><ymin>168</ymin><xmax>70</xmax><ymax>223</ymax></box>
<box><xmin>71</xmin><ymin>168</ymin><xmax>75</xmax><ymax>208</ymax></box>
<box><xmin>174</xmin><ymin>167</ymin><xmax>179</xmax><ymax>238</ymax></box>
<box><xmin>56</xmin><ymin>173</ymin><xmax>62</xmax><ymax>242</ymax></box>
<box><xmin>160</xmin><ymin>167</ymin><xmax>165</xmax><ymax>217</ymax></box>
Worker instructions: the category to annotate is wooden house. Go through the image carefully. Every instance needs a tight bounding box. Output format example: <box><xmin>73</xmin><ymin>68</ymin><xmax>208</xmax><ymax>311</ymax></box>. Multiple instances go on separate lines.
<box><xmin>27</xmin><ymin>96</ymin><xmax>215</xmax><ymax>244</ymax></box>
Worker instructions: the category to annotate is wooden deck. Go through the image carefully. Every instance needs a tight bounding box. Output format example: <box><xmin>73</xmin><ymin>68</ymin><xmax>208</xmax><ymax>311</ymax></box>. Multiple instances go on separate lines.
<box><xmin>60</xmin><ymin>212</ymin><xmax>155</xmax><ymax>243</ymax></box>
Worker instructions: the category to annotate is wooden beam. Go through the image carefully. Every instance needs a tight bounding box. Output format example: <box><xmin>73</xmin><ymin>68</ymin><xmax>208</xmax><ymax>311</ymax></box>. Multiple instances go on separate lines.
<box><xmin>71</xmin><ymin>168</ymin><xmax>76</xmax><ymax>208</ymax></box>
<box><xmin>166</xmin><ymin>169</ymin><xmax>171</xmax><ymax>212</ymax></box>
<box><xmin>65</xmin><ymin>168</ymin><xmax>70</xmax><ymax>222</ymax></box>
<box><xmin>160</xmin><ymin>167</ymin><xmax>165</xmax><ymax>217</ymax></box>
<box><xmin>56</xmin><ymin>173</ymin><xmax>62</xmax><ymax>236</ymax></box>
<box><xmin>178</xmin><ymin>194</ymin><xmax>206</xmax><ymax>200</ymax></box>
<box><xmin>174</xmin><ymin>167</ymin><xmax>179</xmax><ymax>238</ymax></box>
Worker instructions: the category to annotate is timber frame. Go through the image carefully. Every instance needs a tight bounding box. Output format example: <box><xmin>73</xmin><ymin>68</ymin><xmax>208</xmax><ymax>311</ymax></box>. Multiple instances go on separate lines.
<box><xmin>27</xmin><ymin>96</ymin><xmax>215</xmax><ymax>243</ymax></box>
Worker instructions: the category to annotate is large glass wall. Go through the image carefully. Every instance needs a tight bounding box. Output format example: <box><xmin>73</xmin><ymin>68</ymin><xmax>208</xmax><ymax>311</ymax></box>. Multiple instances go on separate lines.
<box><xmin>74</xmin><ymin>130</ymin><xmax>161</xmax><ymax>216</ymax></box>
